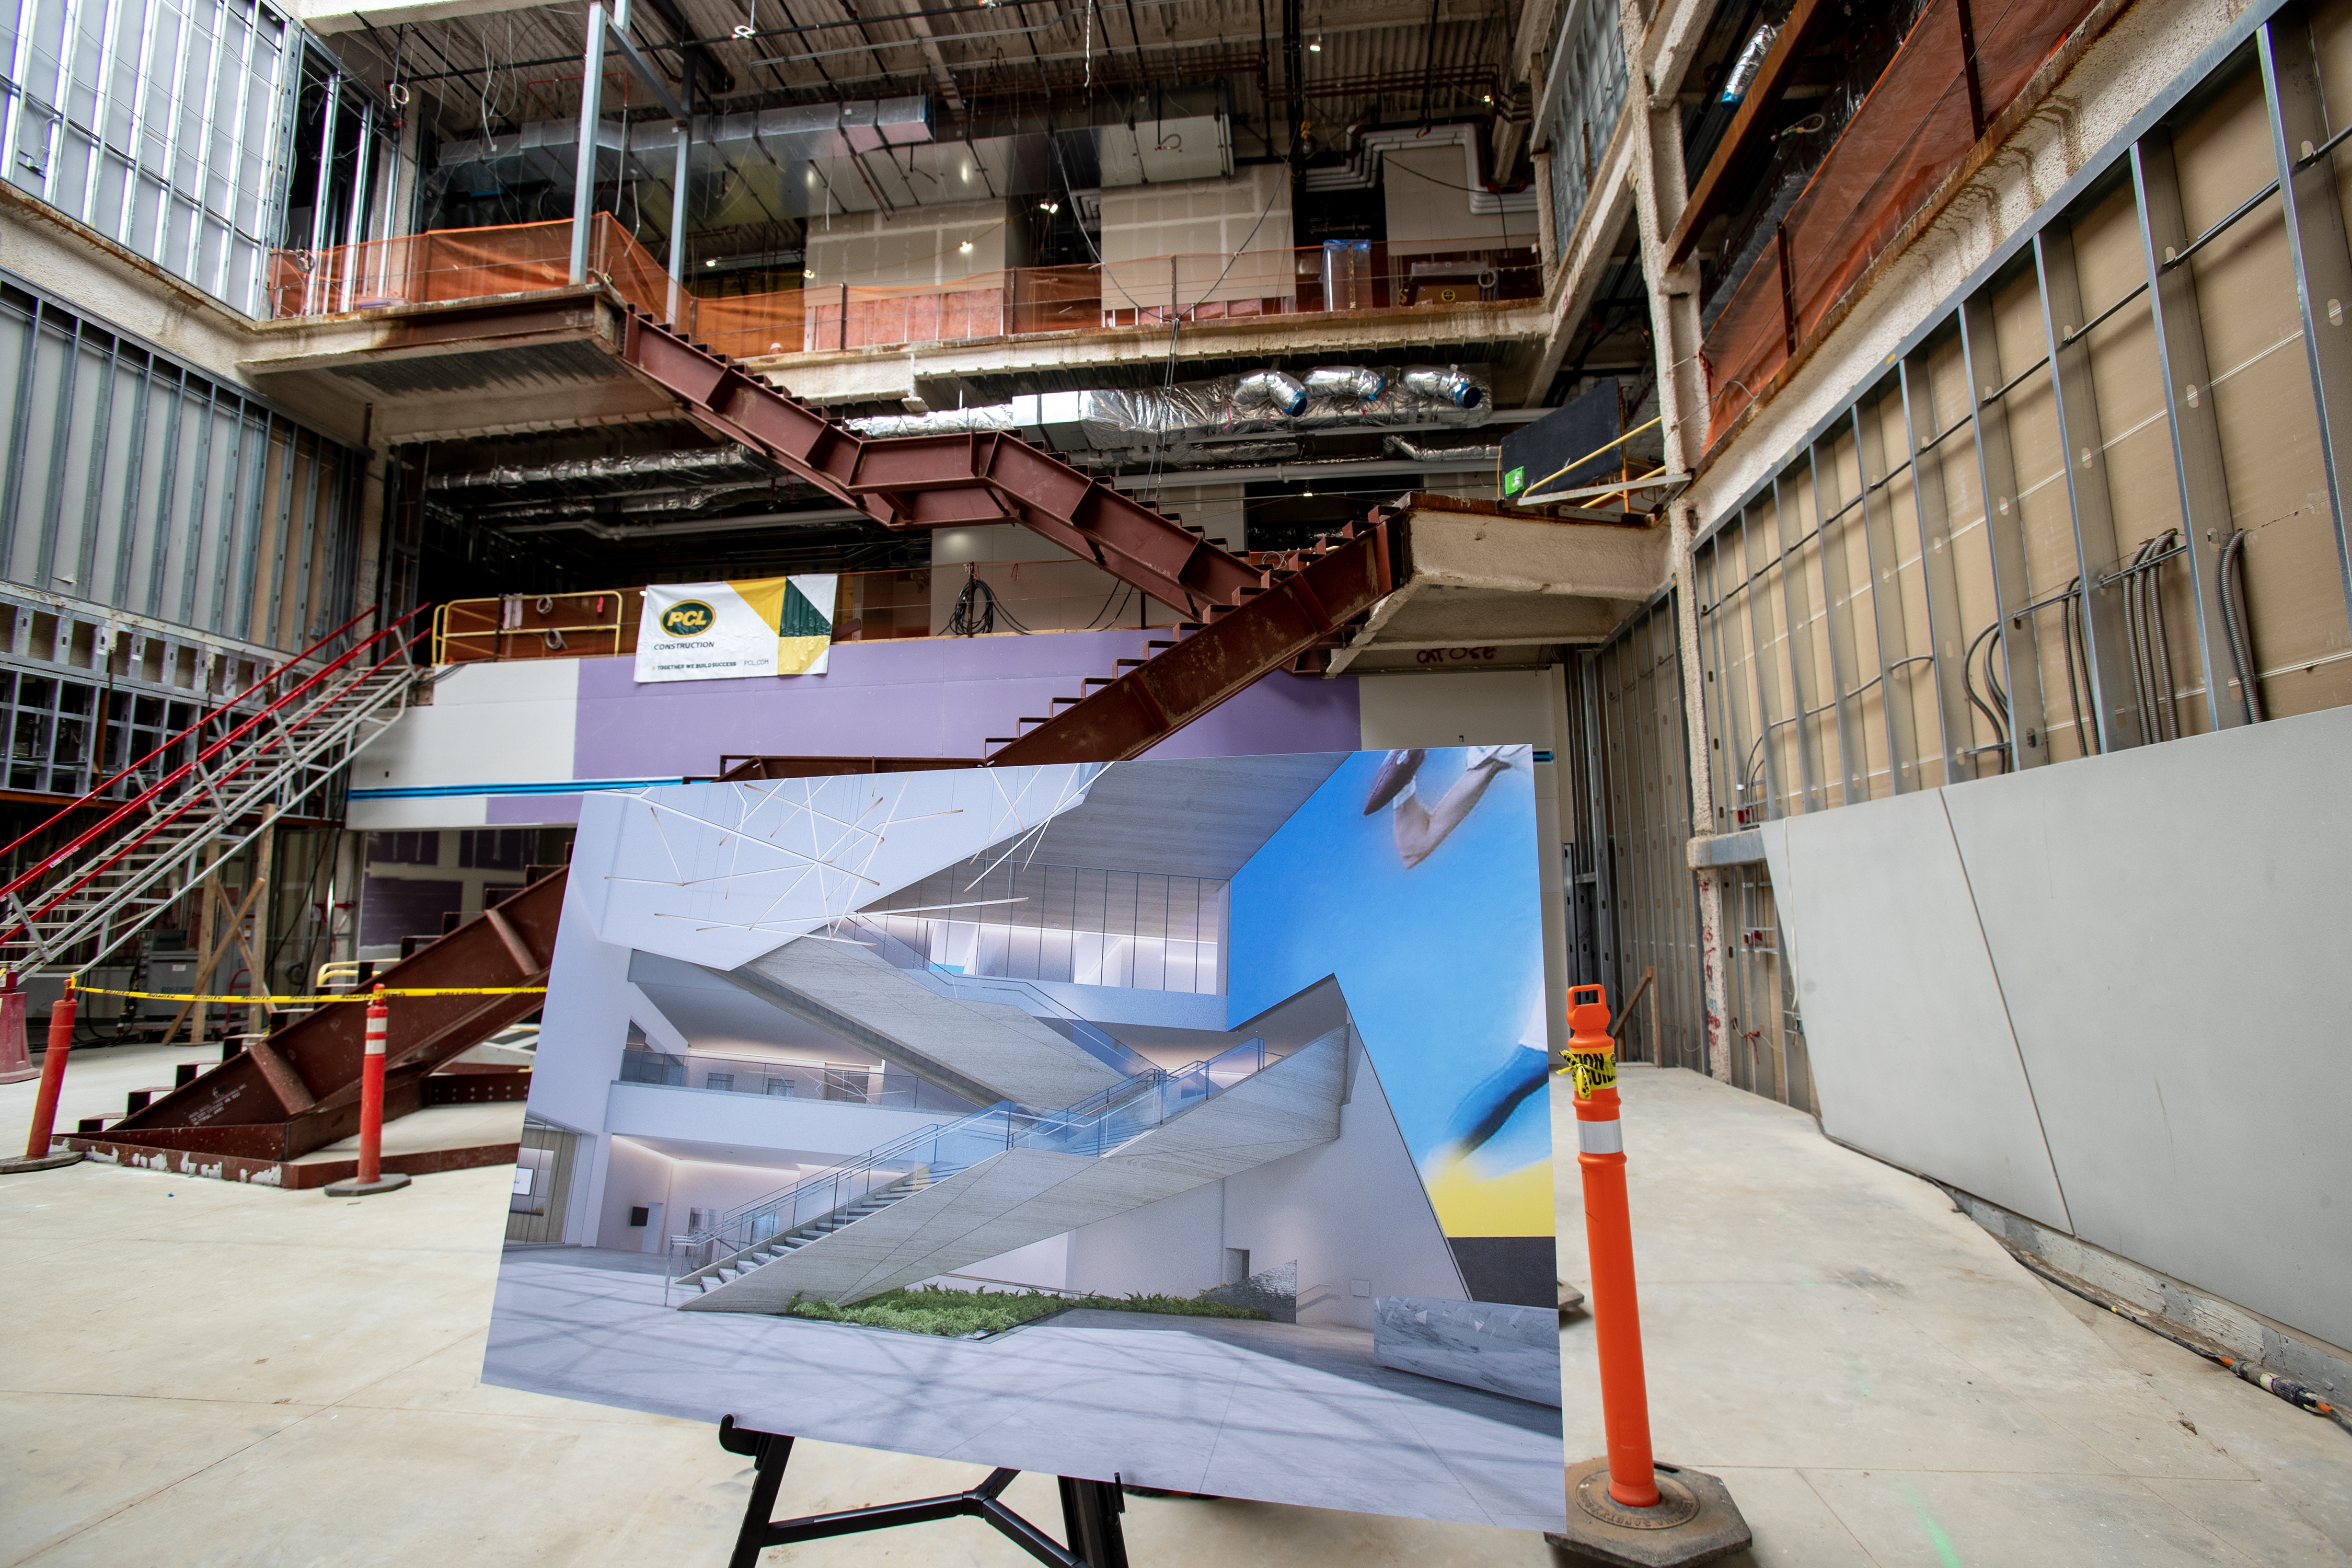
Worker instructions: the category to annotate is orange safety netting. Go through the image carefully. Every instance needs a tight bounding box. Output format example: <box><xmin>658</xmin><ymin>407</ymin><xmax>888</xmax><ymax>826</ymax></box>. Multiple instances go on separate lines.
<box><xmin>1702</xmin><ymin>0</ymin><xmax>2100</xmax><ymax>450</ymax></box>
<box><xmin>264</xmin><ymin>215</ymin><xmax>674</xmax><ymax>320</ymax></box>
<box><xmin>264</xmin><ymin>224</ymin><xmax>1541</xmax><ymax>359</ymax></box>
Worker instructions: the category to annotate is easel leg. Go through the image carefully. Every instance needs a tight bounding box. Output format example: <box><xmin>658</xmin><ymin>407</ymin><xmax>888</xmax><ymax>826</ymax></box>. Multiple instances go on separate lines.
<box><xmin>721</xmin><ymin>1417</ymin><xmax>794</xmax><ymax>1568</ymax></box>
<box><xmin>716</xmin><ymin>1415</ymin><xmax>1126</xmax><ymax>1567</ymax></box>
<box><xmin>1058</xmin><ymin>1477</ymin><xmax>1130</xmax><ymax>1568</ymax></box>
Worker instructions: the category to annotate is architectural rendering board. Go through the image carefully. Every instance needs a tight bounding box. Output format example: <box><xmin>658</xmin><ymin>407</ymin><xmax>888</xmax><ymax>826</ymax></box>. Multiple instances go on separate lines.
<box><xmin>484</xmin><ymin>751</ymin><xmax>1563</xmax><ymax>1531</ymax></box>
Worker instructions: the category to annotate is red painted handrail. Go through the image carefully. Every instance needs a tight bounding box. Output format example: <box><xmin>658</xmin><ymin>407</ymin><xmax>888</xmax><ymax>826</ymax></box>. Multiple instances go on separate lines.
<box><xmin>0</xmin><ymin>614</ymin><xmax>425</xmax><ymax>943</ymax></box>
<box><xmin>0</xmin><ymin>602</ymin><xmax>401</xmax><ymax>867</ymax></box>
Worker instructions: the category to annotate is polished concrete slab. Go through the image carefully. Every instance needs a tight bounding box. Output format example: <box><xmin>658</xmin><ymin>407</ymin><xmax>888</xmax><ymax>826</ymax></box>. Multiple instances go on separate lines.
<box><xmin>1562</xmin><ymin>1067</ymin><xmax>2351</xmax><ymax>1567</ymax></box>
<box><xmin>489</xmin><ymin>1246</ymin><xmax>1564</xmax><ymax>1530</ymax></box>
<box><xmin>3</xmin><ymin>1054</ymin><xmax>2343</xmax><ymax>1566</ymax></box>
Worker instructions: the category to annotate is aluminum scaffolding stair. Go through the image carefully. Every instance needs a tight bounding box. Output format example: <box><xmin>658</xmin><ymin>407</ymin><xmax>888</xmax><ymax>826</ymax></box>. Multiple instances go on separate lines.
<box><xmin>610</xmin><ymin>303</ymin><xmax>1403</xmax><ymax>763</ymax></box>
<box><xmin>0</xmin><ymin>608</ymin><xmax>428</xmax><ymax>979</ymax></box>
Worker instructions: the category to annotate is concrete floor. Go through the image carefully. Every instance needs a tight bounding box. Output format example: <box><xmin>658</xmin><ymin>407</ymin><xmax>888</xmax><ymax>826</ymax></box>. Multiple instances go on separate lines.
<box><xmin>488</xmin><ymin>1251</ymin><xmax>1563</xmax><ymax>1529</ymax></box>
<box><xmin>2</xmin><ymin>1045</ymin><xmax>2345</xmax><ymax>1565</ymax></box>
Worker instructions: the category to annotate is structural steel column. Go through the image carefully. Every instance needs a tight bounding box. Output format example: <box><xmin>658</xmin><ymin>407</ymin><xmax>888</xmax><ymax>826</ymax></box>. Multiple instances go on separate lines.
<box><xmin>2258</xmin><ymin>9</ymin><xmax>2352</xmax><ymax>639</ymax></box>
<box><xmin>1624</xmin><ymin>11</ymin><xmax>1728</xmax><ymax>1081</ymax></box>
<box><xmin>569</xmin><ymin>4</ymin><xmax>608</xmax><ymax>285</ymax></box>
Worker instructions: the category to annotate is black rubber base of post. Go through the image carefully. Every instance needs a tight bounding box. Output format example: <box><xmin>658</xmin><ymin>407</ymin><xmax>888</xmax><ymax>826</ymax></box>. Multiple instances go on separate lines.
<box><xmin>323</xmin><ymin>1172</ymin><xmax>412</xmax><ymax>1196</ymax></box>
<box><xmin>0</xmin><ymin>1149</ymin><xmax>85</xmax><ymax>1174</ymax></box>
<box><xmin>1546</xmin><ymin>1459</ymin><xmax>1751</xmax><ymax>1568</ymax></box>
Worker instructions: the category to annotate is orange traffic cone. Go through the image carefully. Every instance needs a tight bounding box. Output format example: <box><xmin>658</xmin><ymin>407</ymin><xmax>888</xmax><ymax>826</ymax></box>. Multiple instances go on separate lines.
<box><xmin>1547</xmin><ymin>983</ymin><xmax>1749</xmax><ymax>1567</ymax></box>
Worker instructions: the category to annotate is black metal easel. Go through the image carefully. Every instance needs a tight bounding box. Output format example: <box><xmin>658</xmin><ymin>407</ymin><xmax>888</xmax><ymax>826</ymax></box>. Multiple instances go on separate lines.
<box><xmin>720</xmin><ymin>1416</ymin><xmax>1131</xmax><ymax>1568</ymax></box>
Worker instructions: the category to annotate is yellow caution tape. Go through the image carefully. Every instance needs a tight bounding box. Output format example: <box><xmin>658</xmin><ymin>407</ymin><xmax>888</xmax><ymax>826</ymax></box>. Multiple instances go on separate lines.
<box><xmin>71</xmin><ymin>985</ymin><xmax>547</xmax><ymax>1004</ymax></box>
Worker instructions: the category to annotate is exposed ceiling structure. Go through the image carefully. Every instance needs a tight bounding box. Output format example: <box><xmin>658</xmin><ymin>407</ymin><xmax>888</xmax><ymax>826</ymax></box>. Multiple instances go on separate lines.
<box><xmin>318</xmin><ymin>0</ymin><xmax>1519</xmax><ymax>160</ymax></box>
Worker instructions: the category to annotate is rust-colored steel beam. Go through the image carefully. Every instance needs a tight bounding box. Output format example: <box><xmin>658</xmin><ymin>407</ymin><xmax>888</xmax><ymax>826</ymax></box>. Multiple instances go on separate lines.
<box><xmin>713</xmin><ymin>756</ymin><xmax>976</xmax><ymax>781</ymax></box>
<box><xmin>98</xmin><ymin>868</ymin><xmax>566</xmax><ymax>1161</ymax></box>
<box><xmin>614</xmin><ymin>308</ymin><xmax>1264</xmax><ymax>619</ymax></box>
<box><xmin>985</xmin><ymin>519</ymin><xmax>1397</xmax><ymax>766</ymax></box>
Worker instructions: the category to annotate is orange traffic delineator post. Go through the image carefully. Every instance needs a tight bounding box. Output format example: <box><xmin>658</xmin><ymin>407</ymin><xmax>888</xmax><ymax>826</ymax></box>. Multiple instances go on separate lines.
<box><xmin>3</xmin><ymin>975</ymin><xmax>87</xmax><ymax>1174</ymax></box>
<box><xmin>324</xmin><ymin>987</ymin><xmax>410</xmax><ymax>1197</ymax></box>
<box><xmin>0</xmin><ymin>970</ymin><xmax>36</xmax><ymax>1085</ymax></box>
<box><xmin>1546</xmin><ymin>983</ymin><xmax>1750</xmax><ymax>1568</ymax></box>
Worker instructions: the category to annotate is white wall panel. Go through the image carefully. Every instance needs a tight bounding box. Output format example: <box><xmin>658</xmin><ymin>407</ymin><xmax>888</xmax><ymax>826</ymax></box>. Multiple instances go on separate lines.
<box><xmin>1944</xmin><ymin>705</ymin><xmax>2352</xmax><ymax>1350</ymax></box>
<box><xmin>1763</xmin><ymin>791</ymin><xmax>2073</xmax><ymax>1229</ymax></box>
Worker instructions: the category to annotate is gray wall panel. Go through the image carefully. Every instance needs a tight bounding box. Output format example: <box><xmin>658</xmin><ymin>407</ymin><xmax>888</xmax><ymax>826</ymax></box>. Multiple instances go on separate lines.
<box><xmin>1944</xmin><ymin>704</ymin><xmax>2352</xmax><ymax>1351</ymax></box>
<box><xmin>1764</xmin><ymin>792</ymin><xmax>2073</xmax><ymax>1230</ymax></box>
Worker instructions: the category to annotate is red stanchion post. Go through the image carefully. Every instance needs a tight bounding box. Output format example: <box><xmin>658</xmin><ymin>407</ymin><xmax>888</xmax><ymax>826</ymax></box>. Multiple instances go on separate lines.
<box><xmin>1548</xmin><ymin>983</ymin><xmax>1749</xmax><ymax>1568</ymax></box>
<box><xmin>3</xmin><ymin>974</ymin><xmax>87</xmax><ymax>1174</ymax></box>
<box><xmin>0</xmin><ymin>970</ymin><xmax>36</xmax><ymax>1085</ymax></box>
<box><xmin>324</xmin><ymin>986</ymin><xmax>409</xmax><ymax>1197</ymax></box>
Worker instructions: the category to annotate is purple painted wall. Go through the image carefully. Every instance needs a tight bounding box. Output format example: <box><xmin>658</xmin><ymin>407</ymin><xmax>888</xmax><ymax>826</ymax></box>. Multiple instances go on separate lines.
<box><xmin>519</xmin><ymin>633</ymin><xmax>1362</xmax><ymax>815</ymax></box>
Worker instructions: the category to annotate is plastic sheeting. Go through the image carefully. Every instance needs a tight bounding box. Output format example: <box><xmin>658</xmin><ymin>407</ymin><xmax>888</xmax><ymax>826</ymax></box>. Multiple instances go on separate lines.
<box><xmin>1701</xmin><ymin>0</ymin><xmax>2100</xmax><ymax>448</ymax></box>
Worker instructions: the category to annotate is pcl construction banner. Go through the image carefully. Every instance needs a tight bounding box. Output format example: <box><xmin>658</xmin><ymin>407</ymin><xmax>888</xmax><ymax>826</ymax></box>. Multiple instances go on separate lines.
<box><xmin>633</xmin><ymin>576</ymin><xmax>837</xmax><ymax>683</ymax></box>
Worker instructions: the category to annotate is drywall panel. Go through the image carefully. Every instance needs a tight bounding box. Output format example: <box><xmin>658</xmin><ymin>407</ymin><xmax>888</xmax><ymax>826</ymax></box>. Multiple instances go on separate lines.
<box><xmin>1357</xmin><ymin>666</ymin><xmax>1562</xmax><ymax>750</ymax></box>
<box><xmin>348</xmin><ymin>659</ymin><xmax>580</xmax><ymax>790</ymax></box>
<box><xmin>1765</xmin><ymin>791</ymin><xmax>2071</xmax><ymax>1228</ymax></box>
<box><xmin>1943</xmin><ymin>705</ymin><xmax>2352</xmax><ymax>1349</ymax></box>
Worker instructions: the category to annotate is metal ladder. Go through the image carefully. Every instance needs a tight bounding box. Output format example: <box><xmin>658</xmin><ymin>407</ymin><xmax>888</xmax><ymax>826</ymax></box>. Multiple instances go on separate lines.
<box><xmin>0</xmin><ymin>608</ymin><xmax>428</xmax><ymax>977</ymax></box>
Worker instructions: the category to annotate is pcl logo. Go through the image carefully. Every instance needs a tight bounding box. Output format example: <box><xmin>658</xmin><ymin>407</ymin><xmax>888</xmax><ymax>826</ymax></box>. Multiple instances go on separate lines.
<box><xmin>660</xmin><ymin>600</ymin><xmax>716</xmax><ymax>638</ymax></box>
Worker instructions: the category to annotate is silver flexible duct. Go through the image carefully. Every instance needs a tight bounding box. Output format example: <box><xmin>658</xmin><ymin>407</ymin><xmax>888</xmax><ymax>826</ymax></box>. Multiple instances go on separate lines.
<box><xmin>1233</xmin><ymin>370</ymin><xmax>1309</xmax><ymax>416</ymax></box>
<box><xmin>1304</xmin><ymin>366</ymin><xmax>1385</xmax><ymax>402</ymax></box>
<box><xmin>1401</xmin><ymin>365</ymin><xmax>1484</xmax><ymax>408</ymax></box>
<box><xmin>1385</xmin><ymin>436</ymin><xmax>1501</xmax><ymax>463</ymax></box>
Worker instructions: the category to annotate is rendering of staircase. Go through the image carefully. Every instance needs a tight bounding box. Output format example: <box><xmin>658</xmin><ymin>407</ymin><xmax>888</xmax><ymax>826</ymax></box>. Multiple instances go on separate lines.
<box><xmin>719</xmin><ymin>935</ymin><xmax>1137</xmax><ymax>1112</ymax></box>
<box><xmin>676</xmin><ymin>1025</ymin><xmax>1348</xmax><ymax>1312</ymax></box>
<box><xmin>612</xmin><ymin>303</ymin><xmax>1403</xmax><ymax>764</ymax></box>
<box><xmin>0</xmin><ymin>606</ymin><xmax>427</xmax><ymax>978</ymax></box>
<box><xmin>690</xmin><ymin>1158</ymin><xmax>974</xmax><ymax>1292</ymax></box>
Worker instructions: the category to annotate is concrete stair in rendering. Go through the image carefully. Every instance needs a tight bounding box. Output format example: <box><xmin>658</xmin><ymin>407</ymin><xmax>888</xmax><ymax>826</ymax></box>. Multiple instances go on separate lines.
<box><xmin>681</xmin><ymin>1027</ymin><xmax>1348</xmax><ymax>1311</ymax></box>
<box><xmin>717</xmin><ymin>937</ymin><xmax>1130</xmax><ymax>1110</ymax></box>
<box><xmin>693</xmin><ymin>1162</ymin><xmax>971</xmax><ymax>1290</ymax></box>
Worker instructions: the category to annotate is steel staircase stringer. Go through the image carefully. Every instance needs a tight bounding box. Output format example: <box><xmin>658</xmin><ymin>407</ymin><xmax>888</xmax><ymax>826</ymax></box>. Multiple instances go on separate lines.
<box><xmin>612</xmin><ymin>307</ymin><xmax>1269</xmax><ymax>621</ymax></box>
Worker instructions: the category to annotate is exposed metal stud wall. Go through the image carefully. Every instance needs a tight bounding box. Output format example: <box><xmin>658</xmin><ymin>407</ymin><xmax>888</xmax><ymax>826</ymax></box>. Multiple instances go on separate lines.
<box><xmin>1720</xmin><ymin>862</ymin><xmax>1811</xmax><ymax>1113</ymax></box>
<box><xmin>0</xmin><ymin>276</ymin><xmax>364</xmax><ymax>655</ymax></box>
<box><xmin>1584</xmin><ymin>593</ymin><xmax>1707</xmax><ymax>1071</ymax></box>
<box><xmin>0</xmin><ymin>0</ymin><xmax>299</xmax><ymax>313</ymax></box>
<box><xmin>1692</xmin><ymin>2</ymin><xmax>2352</xmax><ymax>832</ymax></box>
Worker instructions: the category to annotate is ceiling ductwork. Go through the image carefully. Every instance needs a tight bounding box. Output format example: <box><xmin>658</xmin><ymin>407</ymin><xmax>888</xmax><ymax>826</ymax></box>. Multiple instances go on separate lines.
<box><xmin>1302</xmin><ymin>123</ymin><xmax>1537</xmax><ymax>214</ymax></box>
<box><xmin>426</xmin><ymin>446</ymin><xmax>782</xmax><ymax>499</ymax></box>
<box><xmin>432</xmin><ymin>89</ymin><xmax>1234</xmax><ymax>217</ymax></box>
<box><xmin>847</xmin><ymin>366</ymin><xmax>1491</xmax><ymax>456</ymax></box>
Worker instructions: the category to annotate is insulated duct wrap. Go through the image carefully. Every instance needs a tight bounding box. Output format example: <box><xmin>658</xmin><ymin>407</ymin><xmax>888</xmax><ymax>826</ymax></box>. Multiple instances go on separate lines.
<box><xmin>1233</xmin><ymin>371</ymin><xmax>1310</xmax><ymax>416</ymax></box>
<box><xmin>1401</xmin><ymin>366</ymin><xmax>1484</xmax><ymax>409</ymax></box>
<box><xmin>1304</xmin><ymin>366</ymin><xmax>1386</xmax><ymax>402</ymax></box>
<box><xmin>848</xmin><ymin>366</ymin><xmax>1492</xmax><ymax>454</ymax></box>
<box><xmin>846</xmin><ymin>405</ymin><xmax>1019</xmax><ymax>440</ymax></box>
